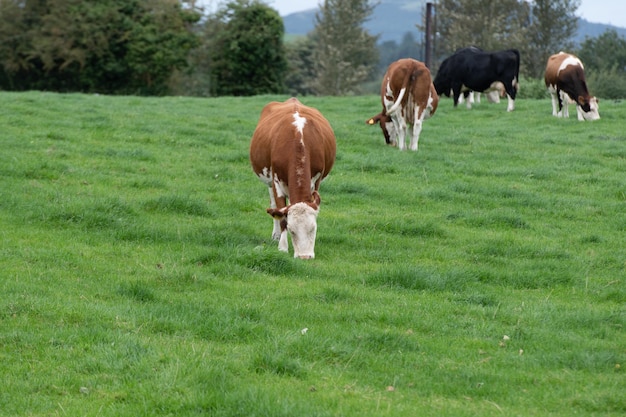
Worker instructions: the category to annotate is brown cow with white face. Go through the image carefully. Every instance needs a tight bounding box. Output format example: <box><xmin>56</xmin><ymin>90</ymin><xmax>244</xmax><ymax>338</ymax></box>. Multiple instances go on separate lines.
<box><xmin>545</xmin><ymin>52</ymin><xmax>599</xmax><ymax>121</ymax></box>
<box><xmin>366</xmin><ymin>58</ymin><xmax>438</xmax><ymax>151</ymax></box>
<box><xmin>250</xmin><ymin>98</ymin><xmax>336</xmax><ymax>259</ymax></box>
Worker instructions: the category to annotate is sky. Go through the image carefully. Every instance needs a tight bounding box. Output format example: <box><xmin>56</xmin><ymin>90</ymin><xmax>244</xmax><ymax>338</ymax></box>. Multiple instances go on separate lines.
<box><xmin>259</xmin><ymin>0</ymin><xmax>626</xmax><ymax>28</ymax></box>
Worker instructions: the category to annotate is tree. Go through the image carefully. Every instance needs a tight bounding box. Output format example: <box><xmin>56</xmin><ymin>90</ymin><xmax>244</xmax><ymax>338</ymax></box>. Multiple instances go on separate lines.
<box><xmin>577</xmin><ymin>29</ymin><xmax>626</xmax><ymax>99</ymax></box>
<box><xmin>522</xmin><ymin>0</ymin><xmax>580</xmax><ymax>78</ymax></box>
<box><xmin>577</xmin><ymin>29</ymin><xmax>626</xmax><ymax>73</ymax></box>
<box><xmin>0</xmin><ymin>0</ymin><xmax>199</xmax><ymax>94</ymax></box>
<box><xmin>208</xmin><ymin>0</ymin><xmax>287</xmax><ymax>96</ymax></box>
<box><xmin>434</xmin><ymin>0</ymin><xmax>580</xmax><ymax>78</ymax></box>
<box><xmin>311</xmin><ymin>0</ymin><xmax>379</xmax><ymax>95</ymax></box>
<box><xmin>284</xmin><ymin>36</ymin><xmax>317</xmax><ymax>96</ymax></box>
<box><xmin>435</xmin><ymin>0</ymin><xmax>530</xmax><ymax>56</ymax></box>
<box><xmin>378</xmin><ymin>32</ymin><xmax>423</xmax><ymax>74</ymax></box>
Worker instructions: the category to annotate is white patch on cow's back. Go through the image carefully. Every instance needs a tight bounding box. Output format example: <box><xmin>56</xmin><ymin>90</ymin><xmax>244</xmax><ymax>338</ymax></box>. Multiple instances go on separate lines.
<box><xmin>292</xmin><ymin>111</ymin><xmax>307</xmax><ymax>136</ymax></box>
<box><xmin>558</xmin><ymin>56</ymin><xmax>583</xmax><ymax>74</ymax></box>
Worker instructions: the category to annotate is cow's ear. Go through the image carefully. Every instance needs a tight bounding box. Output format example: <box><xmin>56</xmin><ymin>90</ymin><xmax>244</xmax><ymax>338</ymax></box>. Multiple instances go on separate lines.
<box><xmin>366</xmin><ymin>114</ymin><xmax>381</xmax><ymax>125</ymax></box>
<box><xmin>577</xmin><ymin>95</ymin><xmax>586</xmax><ymax>106</ymax></box>
<box><xmin>266</xmin><ymin>206</ymin><xmax>288</xmax><ymax>220</ymax></box>
<box><xmin>311</xmin><ymin>191</ymin><xmax>321</xmax><ymax>209</ymax></box>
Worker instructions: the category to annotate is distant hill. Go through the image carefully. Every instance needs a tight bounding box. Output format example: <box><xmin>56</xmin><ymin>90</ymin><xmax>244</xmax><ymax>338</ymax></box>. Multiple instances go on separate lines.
<box><xmin>283</xmin><ymin>3</ymin><xmax>626</xmax><ymax>45</ymax></box>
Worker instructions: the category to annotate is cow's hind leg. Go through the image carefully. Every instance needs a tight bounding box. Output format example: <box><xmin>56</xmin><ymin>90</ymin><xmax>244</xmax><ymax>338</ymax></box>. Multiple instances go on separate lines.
<box><xmin>410</xmin><ymin>121</ymin><xmax>422</xmax><ymax>151</ymax></box>
<box><xmin>392</xmin><ymin>115</ymin><xmax>407</xmax><ymax>150</ymax></box>
<box><xmin>409</xmin><ymin>106</ymin><xmax>424</xmax><ymax>151</ymax></box>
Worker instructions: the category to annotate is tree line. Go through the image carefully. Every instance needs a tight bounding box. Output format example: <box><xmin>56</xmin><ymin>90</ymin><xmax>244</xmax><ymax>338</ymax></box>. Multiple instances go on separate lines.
<box><xmin>0</xmin><ymin>0</ymin><xmax>624</xmax><ymax>98</ymax></box>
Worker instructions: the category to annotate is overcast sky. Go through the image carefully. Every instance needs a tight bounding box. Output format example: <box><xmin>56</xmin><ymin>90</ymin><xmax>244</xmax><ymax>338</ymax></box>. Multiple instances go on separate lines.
<box><xmin>258</xmin><ymin>0</ymin><xmax>626</xmax><ymax>28</ymax></box>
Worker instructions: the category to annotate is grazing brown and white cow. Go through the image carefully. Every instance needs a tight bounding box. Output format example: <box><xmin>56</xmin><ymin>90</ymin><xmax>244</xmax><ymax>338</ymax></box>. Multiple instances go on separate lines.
<box><xmin>250</xmin><ymin>98</ymin><xmax>336</xmax><ymax>259</ymax></box>
<box><xmin>366</xmin><ymin>58</ymin><xmax>438</xmax><ymax>151</ymax></box>
<box><xmin>544</xmin><ymin>52</ymin><xmax>599</xmax><ymax>121</ymax></box>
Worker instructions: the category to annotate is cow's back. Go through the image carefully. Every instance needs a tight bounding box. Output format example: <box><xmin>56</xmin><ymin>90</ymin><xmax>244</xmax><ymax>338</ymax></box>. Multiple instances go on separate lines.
<box><xmin>545</xmin><ymin>53</ymin><xmax>567</xmax><ymax>86</ymax></box>
<box><xmin>250</xmin><ymin>98</ymin><xmax>336</xmax><ymax>194</ymax></box>
<box><xmin>545</xmin><ymin>52</ymin><xmax>585</xmax><ymax>86</ymax></box>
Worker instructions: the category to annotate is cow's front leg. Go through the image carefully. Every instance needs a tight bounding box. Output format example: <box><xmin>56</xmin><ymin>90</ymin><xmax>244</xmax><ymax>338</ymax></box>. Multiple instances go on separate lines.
<box><xmin>550</xmin><ymin>92</ymin><xmax>559</xmax><ymax>116</ymax></box>
<box><xmin>464</xmin><ymin>91</ymin><xmax>472</xmax><ymax>109</ymax></box>
<box><xmin>506</xmin><ymin>94</ymin><xmax>515</xmax><ymax>112</ymax></box>
<box><xmin>278</xmin><ymin>227</ymin><xmax>289</xmax><ymax>252</ymax></box>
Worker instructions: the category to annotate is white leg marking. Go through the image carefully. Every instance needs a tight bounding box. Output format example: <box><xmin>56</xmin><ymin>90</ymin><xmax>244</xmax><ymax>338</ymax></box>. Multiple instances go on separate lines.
<box><xmin>506</xmin><ymin>95</ymin><xmax>515</xmax><ymax>112</ymax></box>
<box><xmin>549</xmin><ymin>91</ymin><xmax>559</xmax><ymax>116</ymax></box>
<box><xmin>278</xmin><ymin>229</ymin><xmax>289</xmax><ymax>252</ymax></box>
<box><xmin>409</xmin><ymin>104</ymin><xmax>423</xmax><ymax>151</ymax></box>
<box><xmin>394</xmin><ymin>116</ymin><xmax>406</xmax><ymax>150</ymax></box>
<box><xmin>267</xmin><ymin>186</ymin><xmax>281</xmax><ymax>240</ymax></box>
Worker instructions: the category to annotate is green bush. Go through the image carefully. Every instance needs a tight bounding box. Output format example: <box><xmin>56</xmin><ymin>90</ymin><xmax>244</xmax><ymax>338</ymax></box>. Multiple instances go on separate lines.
<box><xmin>517</xmin><ymin>77</ymin><xmax>549</xmax><ymax>99</ymax></box>
<box><xmin>587</xmin><ymin>66</ymin><xmax>626</xmax><ymax>99</ymax></box>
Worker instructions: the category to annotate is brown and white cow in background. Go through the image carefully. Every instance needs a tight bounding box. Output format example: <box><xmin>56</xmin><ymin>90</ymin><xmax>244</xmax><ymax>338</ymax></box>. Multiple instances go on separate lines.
<box><xmin>544</xmin><ymin>52</ymin><xmax>599</xmax><ymax>121</ymax></box>
<box><xmin>458</xmin><ymin>81</ymin><xmax>506</xmax><ymax>105</ymax></box>
<box><xmin>250</xmin><ymin>98</ymin><xmax>336</xmax><ymax>259</ymax></box>
<box><xmin>366</xmin><ymin>58</ymin><xmax>438</xmax><ymax>151</ymax></box>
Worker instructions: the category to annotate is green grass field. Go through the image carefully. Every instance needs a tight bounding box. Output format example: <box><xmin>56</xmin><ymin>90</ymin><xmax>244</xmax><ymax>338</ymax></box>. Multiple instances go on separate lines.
<box><xmin>1</xmin><ymin>91</ymin><xmax>624</xmax><ymax>416</ymax></box>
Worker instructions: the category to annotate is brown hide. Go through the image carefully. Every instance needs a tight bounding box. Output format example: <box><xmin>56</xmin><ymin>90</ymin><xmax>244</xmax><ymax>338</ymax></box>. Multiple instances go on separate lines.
<box><xmin>250</xmin><ymin>97</ymin><xmax>336</xmax><ymax>211</ymax></box>
<box><xmin>383</xmin><ymin>59</ymin><xmax>437</xmax><ymax>123</ymax></box>
<box><xmin>366</xmin><ymin>59</ymin><xmax>438</xmax><ymax>149</ymax></box>
<box><xmin>544</xmin><ymin>52</ymin><xmax>594</xmax><ymax>112</ymax></box>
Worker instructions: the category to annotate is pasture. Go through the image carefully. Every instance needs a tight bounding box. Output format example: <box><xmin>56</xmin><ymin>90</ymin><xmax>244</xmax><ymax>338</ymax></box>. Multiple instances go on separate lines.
<box><xmin>1</xmin><ymin>91</ymin><xmax>624</xmax><ymax>416</ymax></box>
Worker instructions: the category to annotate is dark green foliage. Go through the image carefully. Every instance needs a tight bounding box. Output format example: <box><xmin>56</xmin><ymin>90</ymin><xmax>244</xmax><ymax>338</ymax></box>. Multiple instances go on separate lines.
<box><xmin>577</xmin><ymin>30</ymin><xmax>626</xmax><ymax>98</ymax></box>
<box><xmin>208</xmin><ymin>0</ymin><xmax>287</xmax><ymax>96</ymax></box>
<box><xmin>0</xmin><ymin>0</ymin><xmax>199</xmax><ymax>94</ymax></box>
<box><xmin>522</xmin><ymin>0</ymin><xmax>580</xmax><ymax>77</ymax></box>
<box><xmin>577</xmin><ymin>29</ymin><xmax>626</xmax><ymax>73</ymax></box>
<box><xmin>435</xmin><ymin>0</ymin><xmax>580</xmax><ymax>78</ymax></box>
<box><xmin>436</xmin><ymin>0</ymin><xmax>531</xmax><ymax>57</ymax></box>
<box><xmin>285</xmin><ymin>37</ymin><xmax>317</xmax><ymax>96</ymax></box>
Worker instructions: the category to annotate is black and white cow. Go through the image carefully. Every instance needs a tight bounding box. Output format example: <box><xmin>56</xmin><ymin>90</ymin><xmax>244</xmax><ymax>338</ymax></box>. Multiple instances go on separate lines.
<box><xmin>433</xmin><ymin>47</ymin><xmax>520</xmax><ymax>112</ymax></box>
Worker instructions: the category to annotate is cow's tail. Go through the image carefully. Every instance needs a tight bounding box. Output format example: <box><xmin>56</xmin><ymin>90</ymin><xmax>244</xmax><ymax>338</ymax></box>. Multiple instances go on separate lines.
<box><xmin>387</xmin><ymin>65</ymin><xmax>421</xmax><ymax>114</ymax></box>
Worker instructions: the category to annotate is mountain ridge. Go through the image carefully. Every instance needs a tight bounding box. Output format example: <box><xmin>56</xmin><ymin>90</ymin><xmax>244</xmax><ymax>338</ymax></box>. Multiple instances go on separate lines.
<box><xmin>283</xmin><ymin>5</ymin><xmax>626</xmax><ymax>45</ymax></box>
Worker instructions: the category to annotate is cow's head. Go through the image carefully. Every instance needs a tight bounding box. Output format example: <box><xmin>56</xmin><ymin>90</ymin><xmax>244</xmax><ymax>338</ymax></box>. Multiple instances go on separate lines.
<box><xmin>432</xmin><ymin>74</ymin><xmax>450</xmax><ymax>97</ymax></box>
<box><xmin>266</xmin><ymin>191</ymin><xmax>321</xmax><ymax>259</ymax></box>
<box><xmin>366</xmin><ymin>113</ymin><xmax>393</xmax><ymax>145</ymax></box>
<box><xmin>577</xmin><ymin>96</ymin><xmax>600</xmax><ymax>121</ymax></box>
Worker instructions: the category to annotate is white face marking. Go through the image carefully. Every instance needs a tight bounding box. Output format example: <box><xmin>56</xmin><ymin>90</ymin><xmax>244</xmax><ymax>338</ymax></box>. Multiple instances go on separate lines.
<box><xmin>286</xmin><ymin>202</ymin><xmax>319</xmax><ymax>259</ymax></box>
<box><xmin>581</xmin><ymin>97</ymin><xmax>600</xmax><ymax>121</ymax></box>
